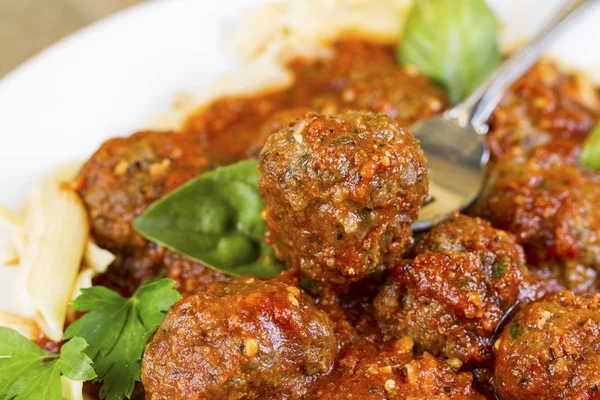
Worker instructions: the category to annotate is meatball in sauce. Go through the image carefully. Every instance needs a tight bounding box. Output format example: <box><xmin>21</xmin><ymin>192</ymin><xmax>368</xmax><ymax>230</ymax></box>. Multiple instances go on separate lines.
<box><xmin>70</xmin><ymin>37</ymin><xmax>600</xmax><ymax>400</ymax></box>
<box><xmin>478</xmin><ymin>139</ymin><xmax>600</xmax><ymax>292</ymax></box>
<box><xmin>258</xmin><ymin>112</ymin><xmax>428</xmax><ymax>285</ymax></box>
<box><xmin>142</xmin><ymin>278</ymin><xmax>337</xmax><ymax>399</ymax></box>
<box><xmin>494</xmin><ymin>291</ymin><xmax>600</xmax><ymax>399</ymax></box>
<box><xmin>310</xmin><ymin>339</ymin><xmax>485</xmax><ymax>399</ymax></box>
<box><xmin>76</xmin><ymin>130</ymin><xmax>224</xmax><ymax>292</ymax></box>
<box><xmin>374</xmin><ymin>213</ymin><xmax>527</xmax><ymax>365</ymax></box>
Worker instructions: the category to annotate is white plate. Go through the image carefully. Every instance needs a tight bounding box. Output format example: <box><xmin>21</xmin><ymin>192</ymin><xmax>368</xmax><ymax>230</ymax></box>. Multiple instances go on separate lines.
<box><xmin>1</xmin><ymin>0</ymin><xmax>600</xmax><ymax>311</ymax></box>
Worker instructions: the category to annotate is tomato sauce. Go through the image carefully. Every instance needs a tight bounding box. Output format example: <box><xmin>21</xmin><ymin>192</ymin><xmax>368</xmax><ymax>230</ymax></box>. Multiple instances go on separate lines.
<box><xmin>182</xmin><ymin>40</ymin><xmax>447</xmax><ymax>164</ymax></box>
<box><xmin>75</xmin><ymin>39</ymin><xmax>600</xmax><ymax>400</ymax></box>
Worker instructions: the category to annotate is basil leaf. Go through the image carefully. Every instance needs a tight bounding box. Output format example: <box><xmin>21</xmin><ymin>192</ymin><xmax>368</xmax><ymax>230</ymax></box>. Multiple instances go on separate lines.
<box><xmin>399</xmin><ymin>0</ymin><xmax>501</xmax><ymax>103</ymax></box>
<box><xmin>133</xmin><ymin>160</ymin><xmax>281</xmax><ymax>277</ymax></box>
<box><xmin>581</xmin><ymin>124</ymin><xmax>600</xmax><ymax>171</ymax></box>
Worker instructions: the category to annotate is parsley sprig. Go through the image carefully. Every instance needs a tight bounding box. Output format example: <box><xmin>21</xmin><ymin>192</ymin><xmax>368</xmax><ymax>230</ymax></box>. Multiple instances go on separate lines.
<box><xmin>0</xmin><ymin>328</ymin><xmax>95</xmax><ymax>400</ymax></box>
<box><xmin>0</xmin><ymin>278</ymin><xmax>181</xmax><ymax>400</ymax></box>
<box><xmin>64</xmin><ymin>279</ymin><xmax>181</xmax><ymax>400</ymax></box>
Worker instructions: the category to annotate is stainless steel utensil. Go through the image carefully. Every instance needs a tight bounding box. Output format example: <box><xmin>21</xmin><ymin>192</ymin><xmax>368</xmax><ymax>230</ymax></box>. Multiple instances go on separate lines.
<box><xmin>411</xmin><ymin>0</ymin><xmax>599</xmax><ymax>231</ymax></box>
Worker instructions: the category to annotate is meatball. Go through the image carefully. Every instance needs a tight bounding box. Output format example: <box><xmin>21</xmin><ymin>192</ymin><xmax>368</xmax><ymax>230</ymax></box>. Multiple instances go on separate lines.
<box><xmin>141</xmin><ymin>277</ymin><xmax>337</xmax><ymax>399</ymax></box>
<box><xmin>310</xmin><ymin>339</ymin><xmax>484</xmax><ymax>399</ymax></box>
<box><xmin>247</xmin><ymin>107</ymin><xmax>313</xmax><ymax>157</ymax></box>
<box><xmin>258</xmin><ymin>112</ymin><xmax>428</xmax><ymax>284</ymax></box>
<box><xmin>311</xmin><ymin>65</ymin><xmax>447</xmax><ymax>127</ymax></box>
<box><xmin>488</xmin><ymin>60</ymin><xmax>599</xmax><ymax>157</ymax></box>
<box><xmin>374</xmin><ymin>213</ymin><xmax>526</xmax><ymax>364</ymax></box>
<box><xmin>494</xmin><ymin>291</ymin><xmax>600</xmax><ymax>399</ymax></box>
<box><xmin>77</xmin><ymin>130</ymin><xmax>208</xmax><ymax>251</ymax></box>
<box><xmin>479</xmin><ymin>139</ymin><xmax>600</xmax><ymax>292</ymax></box>
<box><xmin>164</xmin><ymin>252</ymin><xmax>227</xmax><ymax>297</ymax></box>
<box><xmin>76</xmin><ymin>130</ymin><xmax>223</xmax><ymax>287</ymax></box>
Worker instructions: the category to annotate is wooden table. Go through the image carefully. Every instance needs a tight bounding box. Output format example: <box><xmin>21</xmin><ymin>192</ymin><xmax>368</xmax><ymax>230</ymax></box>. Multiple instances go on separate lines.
<box><xmin>0</xmin><ymin>0</ymin><xmax>143</xmax><ymax>77</ymax></box>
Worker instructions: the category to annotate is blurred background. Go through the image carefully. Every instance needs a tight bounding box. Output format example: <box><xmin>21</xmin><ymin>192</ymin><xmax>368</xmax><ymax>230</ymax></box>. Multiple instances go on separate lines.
<box><xmin>0</xmin><ymin>0</ymin><xmax>142</xmax><ymax>77</ymax></box>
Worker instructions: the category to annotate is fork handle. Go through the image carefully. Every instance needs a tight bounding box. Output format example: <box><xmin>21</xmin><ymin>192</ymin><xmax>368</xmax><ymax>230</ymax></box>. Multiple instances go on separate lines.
<box><xmin>449</xmin><ymin>0</ymin><xmax>599</xmax><ymax>133</ymax></box>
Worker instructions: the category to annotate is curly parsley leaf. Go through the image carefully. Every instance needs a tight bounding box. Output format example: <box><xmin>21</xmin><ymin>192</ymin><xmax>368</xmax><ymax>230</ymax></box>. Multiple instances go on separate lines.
<box><xmin>64</xmin><ymin>279</ymin><xmax>181</xmax><ymax>400</ymax></box>
<box><xmin>0</xmin><ymin>327</ymin><xmax>95</xmax><ymax>400</ymax></box>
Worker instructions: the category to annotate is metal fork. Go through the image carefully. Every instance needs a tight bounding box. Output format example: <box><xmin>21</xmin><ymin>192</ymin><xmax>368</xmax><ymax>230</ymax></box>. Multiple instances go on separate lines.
<box><xmin>410</xmin><ymin>0</ymin><xmax>599</xmax><ymax>231</ymax></box>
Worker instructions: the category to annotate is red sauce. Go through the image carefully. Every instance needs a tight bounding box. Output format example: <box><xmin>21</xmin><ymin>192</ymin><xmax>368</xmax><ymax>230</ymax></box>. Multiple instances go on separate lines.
<box><xmin>75</xmin><ymin>40</ymin><xmax>600</xmax><ymax>400</ymax></box>
<box><xmin>182</xmin><ymin>40</ymin><xmax>447</xmax><ymax>164</ymax></box>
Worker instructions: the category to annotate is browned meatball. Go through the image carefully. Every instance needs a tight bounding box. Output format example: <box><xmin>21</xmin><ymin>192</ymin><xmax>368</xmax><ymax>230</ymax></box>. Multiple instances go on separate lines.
<box><xmin>77</xmin><ymin>130</ymin><xmax>209</xmax><ymax>251</ymax></box>
<box><xmin>494</xmin><ymin>291</ymin><xmax>600</xmax><ymax>399</ymax></box>
<box><xmin>311</xmin><ymin>65</ymin><xmax>447</xmax><ymax>127</ymax></box>
<box><xmin>374</xmin><ymin>213</ymin><xmax>526</xmax><ymax>365</ymax></box>
<box><xmin>141</xmin><ymin>277</ymin><xmax>337</xmax><ymax>399</ymax></box>
<box><xmin>258</xmin><ymin>112</ymin><xmax>428</xmax><ymax>284</ymax></box>
<box><xmin>77</xmin><ymin>130</ymin><xmax>224</xmax><ymax>288</ymax></box>
<box><xmin>488</xmin><ymin>60</ymin><xmax>599</xmax><ymax>157</ymax></box>
<box><xmin>310</xmin><ymin>339</ymin><xmax>484</xmax><ymax>399</ymax></box>
<box><xmin>478</xmin><ymin>139</ymin><xmax>600</xmax><ymax>292</ymax></box>
<box><xmin>164</xmin><ymin>252</ymin><xmax>227</xmax><ymax>297</ymax></box>
<box><xmin>243</xmin><ymin>107</ymin><xmax>313</xmax><ymax>158</ymax></box>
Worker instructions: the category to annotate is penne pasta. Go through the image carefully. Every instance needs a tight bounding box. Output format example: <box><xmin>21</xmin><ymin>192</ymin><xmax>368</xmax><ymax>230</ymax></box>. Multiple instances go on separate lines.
<box><xmin>0</xmin><ymin>238</ymin><xmax>21</xmax><ymax>265</ymax></box>
<box><xmin>66</xmin><ymin>268</ymin><xmax>94</xmax><ymax>324</ymax></box>
<box><xmin>13</xmin><ymin>161</ymin><xmax>89</xmax><ymax>342</ymax></box>
<box><xmin>231</xmin><ymin>0</ymin><xmax>414</xmax><ymax>61</ymax></box>
<box><xmin>66</xmin><ymin>244</ymin><xmax>115</xmax><ymax>323</ymax></box>
<box><xmin>0</xmin><ymin>203</ymin><xmax>26</xmax><ymax>265</ymax></box>
<box><xmin>0</xmin><ymin>203</ymin><xmax>24</xmax><ymax>231</ymax></box>
<box><xmin>0</xmin><ymin>311</ymin><xmax>40</xmax><ymax>340</ymax></box>
<box><xmin>61</xmin><ymin>377</ymin><xmax>84</xmax><ymax>400</ymax></box>
<box><xmin>83</xmin><ymin>240</ymin><xmax>115</xmax><ymax>275</ymax></box>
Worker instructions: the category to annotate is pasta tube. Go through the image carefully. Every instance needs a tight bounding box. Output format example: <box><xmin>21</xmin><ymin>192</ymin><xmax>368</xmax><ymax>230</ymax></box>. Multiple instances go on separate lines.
<box><xmin>15</xmin><ymin>161</ymin><xmax>89</xmax><ymax>342</ymax></box>
<box><xmin>0</xmin><ymin>311</ymin><xmax>40</xmax><ymax>340</ymax></box>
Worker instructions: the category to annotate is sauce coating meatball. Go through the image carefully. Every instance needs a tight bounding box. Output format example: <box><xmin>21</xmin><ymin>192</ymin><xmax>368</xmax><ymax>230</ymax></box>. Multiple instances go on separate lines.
<box><xmin>479</xmin><ymin>139</ymin><xmax>600</xmax><ymax>292</ymax></box>
<box><xmin>374</xmin><ymin>213</ymin><xmax>526</xmax><ymax>365</ymax></box>
<box><xmin>311</xmin><ymin>65</ymin><xmax>446</xmax><ymax>126</ymax></box>
<box><xmin>494</xmin><ymin>291</ymin><xmax>600</xmax><ymax>399</ymax></box>
<box><xmin>488</xmin><ymin>60</ymin><xmax>599</xmax><ymax>157</ymax></box>
<box><xmin>77</xmin><ymin>130</ymin><xmax>208</xmax><ymax>251</ymax></box>
<box><xmin>76</xmin><ymin>131</ymin><xmax>224</xmax><ymax>289</ymax></box>
<box><xmin>258</xmin><ymin>112</ymin><xmax>428</xmax><ymax>284</ymax></box>
<box><xmin>141</xmin><ymin>277</ymin><xmax>337</xmax><ymax>399</ymax></box>
<box><xmin>163</xmin><ymin>252</ymin><xmax>227</xmax><ymax>297</ymax></box>
<box><xmin>310</xmin><ymin>339</ymin><xmax>484</xmax><ymax>399</ymax></box>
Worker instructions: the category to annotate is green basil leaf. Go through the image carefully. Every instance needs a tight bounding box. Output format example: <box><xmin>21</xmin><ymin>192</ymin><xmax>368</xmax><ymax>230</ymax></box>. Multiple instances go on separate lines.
<box><xmin>399</xmin><ymin>0</ymin><xmax>501</xmax><ymax>103</ymax></box>
<box><xmin>133</xmin><ymin>159</ymin><xmax>281</xmax><ymax>277</ymax></box>
<box><xmin>581</xmin><ymin>124</ymin><xmax>600</xmax><ymax>171</ymax></box>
